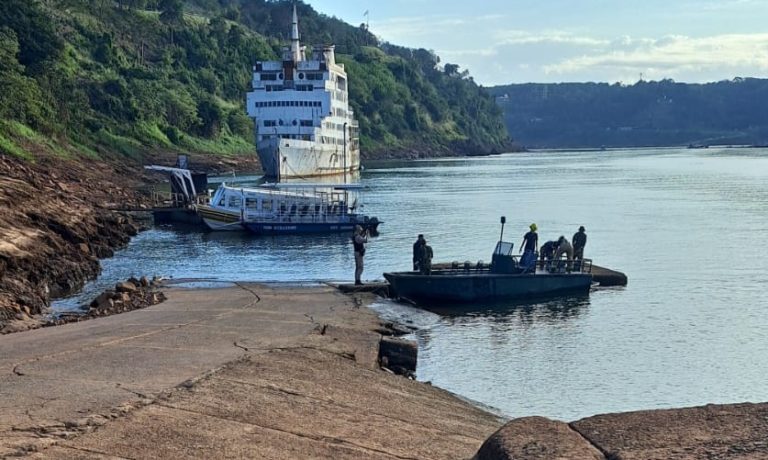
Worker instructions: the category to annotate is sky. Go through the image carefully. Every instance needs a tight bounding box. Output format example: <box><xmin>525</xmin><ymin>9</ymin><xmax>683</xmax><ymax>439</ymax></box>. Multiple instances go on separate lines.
<box><xmin>305</xmin><ymin>0</ymin><xmax>768</xmax><ymax>86</ymax></box>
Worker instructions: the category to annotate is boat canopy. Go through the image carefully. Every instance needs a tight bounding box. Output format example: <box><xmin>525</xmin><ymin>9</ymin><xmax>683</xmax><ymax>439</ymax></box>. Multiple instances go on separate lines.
<box><xmin>144</xmin><ymin>165</ymin><xmax>197</xmax><ymax>202</ymax></box>
<box><xmin>259</xmin><ymin>182</ymin><xmax>366</xmax><ymax>191</ymax></box>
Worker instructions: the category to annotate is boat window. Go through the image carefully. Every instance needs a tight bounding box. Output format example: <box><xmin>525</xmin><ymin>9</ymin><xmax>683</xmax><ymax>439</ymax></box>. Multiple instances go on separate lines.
<box><xmin>217</xmin><ymin>198</ymin><xmax>226</xmax><ymax>206</ymax></box>
<box><xmin>300</xmin><ymin>205</ymin><xmax>310</xmax><ymax>216</ymax></box>
<box><xmin>280</xmin><ymin>204</ymin><xmax>287</xmax><ymax>214</ymax></box>
<box><xmin>245</xmin><ymin>197</ymin><xmax>258</xmax><ymax>209</ymax></box>
<box><xmin>228</xmin><ymin>195</ymin><xmax>242</xmax><ymax>208</ymax></box>
<box><xmin>494</xmin><ymin>241</ymin><xmax>514</xmax><ymax>256</ymax></box>
<box><xmin>289</xmin><ymin>204</ymin><xmax>297</xmax><ymax>216</ymax></box>
<box><xmin>262</xmin><ymin>200</ymin><xmax>273</xmax><ymax>211</ymax></box>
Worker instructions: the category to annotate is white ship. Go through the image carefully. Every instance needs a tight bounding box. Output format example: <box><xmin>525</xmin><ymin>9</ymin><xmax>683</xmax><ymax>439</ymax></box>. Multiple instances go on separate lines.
<box><xmin>246</xmin><ymin>6</ymin><xmax>360</xmax><ymax>179</ymax></box>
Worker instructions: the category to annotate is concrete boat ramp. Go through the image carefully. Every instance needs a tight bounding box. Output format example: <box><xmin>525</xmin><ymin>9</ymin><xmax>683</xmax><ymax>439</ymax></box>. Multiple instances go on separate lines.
<box><xmin>3</xmin><ymin>276</ymin><xmax>767</xmax><ymax>459</ymax></box>
<box><xmin>0</xmin><ymin>284</ymin><xmax>500</xmax><ymax>459</ymax></box>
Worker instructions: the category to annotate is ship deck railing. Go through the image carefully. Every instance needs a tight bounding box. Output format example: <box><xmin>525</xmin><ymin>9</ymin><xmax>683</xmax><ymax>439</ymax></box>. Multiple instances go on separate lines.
<box><xmin>151</xmin><ymin>191</ymin><xmax>210</xmax><ymax>209</ymax></box>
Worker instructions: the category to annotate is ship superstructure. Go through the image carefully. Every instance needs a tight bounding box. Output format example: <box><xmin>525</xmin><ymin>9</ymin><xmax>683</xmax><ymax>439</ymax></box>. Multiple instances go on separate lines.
<box><xmin>246</xmin><ymin>5</ymin><xmax>360</xmax><ymax>179</ymax></box>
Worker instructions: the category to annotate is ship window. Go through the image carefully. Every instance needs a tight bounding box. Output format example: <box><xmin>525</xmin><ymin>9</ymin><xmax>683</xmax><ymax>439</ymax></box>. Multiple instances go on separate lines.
<box><xmin>299</xmin><ymin>72</ymin><xmax>305</xmax><ymax>79</ymax></box>
<box><xmin>292</xmin><ymin>120</ymin><xmax>297</xmax><ymax>126</ymax></box>
<box><xmin>280</xmin><ymin>204</ymin><xmax>286</xmax><ymax>214</ymax></box>
<box><xmin>300</xmin><ymin>120</ymin><xmax>312</xmax><ymax>126</ymax></box>
<box><xmin>245</xmin><ymin>198</ymin><xmax>258</xmax><ymax>209</ymax></box>
<box><xmin>262</xmin><ymin>200</ymin><xmax>273</xmax><ymax>211</ymax></box>
<box><xmin>278</xmin><ymin>73</ymin><xmax>284</xmax><ymax>79</ymax></box>
<box><xmin>263</xmin><ymin>120</ymin><xmax>276</xmax><ymax>127</ymax></box>
<box><xmin>278</xmin><ymin>119</ymin><xmax>284</xmax><ymax>125</ymax></box>
<box><xmin>261</xmin><ymin>73</ymin><xmax>277</xmax><ymax>81</ymax></box>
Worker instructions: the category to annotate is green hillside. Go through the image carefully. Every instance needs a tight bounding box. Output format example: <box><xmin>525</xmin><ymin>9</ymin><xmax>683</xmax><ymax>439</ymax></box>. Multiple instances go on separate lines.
<box><xmin>0</xmin><ymin>0</ymin><xmax>512</xmax><ymax>163</ymax></box>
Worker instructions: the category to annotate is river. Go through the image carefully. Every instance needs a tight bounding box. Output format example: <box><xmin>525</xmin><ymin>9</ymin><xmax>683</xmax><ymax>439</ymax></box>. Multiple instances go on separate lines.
<box><xmin>53</xmin><ymin>147</ymin><xmax>768</xmax><ymax>421</ymax></box>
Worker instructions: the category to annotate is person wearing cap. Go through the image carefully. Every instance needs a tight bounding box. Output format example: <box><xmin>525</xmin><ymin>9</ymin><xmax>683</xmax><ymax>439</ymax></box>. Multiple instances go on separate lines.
<box><xmin>572</xmin><ymin>226</ymin><xmax>587</xmax><ymax>261</ymax></box>
<box><xmin>412</xmin><ymin>234</ymin><xmax>426</xmax><ymax>271</ymax></box>
<box><xmin>352</xmin><ymin>225</ymin><xmax>368</xmax><ymax>285</ymax></box>
<box><xmin>519</xmin><ymin>223</ymin><xmax>538</xmax><ymax>271</ymax></box>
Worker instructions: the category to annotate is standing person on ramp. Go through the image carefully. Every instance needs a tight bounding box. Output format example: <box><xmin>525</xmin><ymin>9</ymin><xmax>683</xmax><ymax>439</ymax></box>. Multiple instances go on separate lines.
<box><xmin>352</xmin><ymin>225</ymin><xmax>368</xmax><ymax>285</ymax></box>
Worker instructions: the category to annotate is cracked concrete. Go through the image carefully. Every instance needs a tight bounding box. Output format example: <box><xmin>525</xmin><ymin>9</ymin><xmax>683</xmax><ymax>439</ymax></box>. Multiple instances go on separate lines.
<box><xmin>1</xmin><ymin>284</ymin><xmax>502</xmax><ymax>458</ymax></box>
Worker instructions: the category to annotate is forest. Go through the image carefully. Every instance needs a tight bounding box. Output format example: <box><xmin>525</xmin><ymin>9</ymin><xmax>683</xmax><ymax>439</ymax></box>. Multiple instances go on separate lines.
<box><xmin>489</xmin><ymin>79</ymin><xmax>768</xmax><ymax>149</ymax></box>
<box><xmin>0</xmin><ymin>0</ymin><xmax>512</xmax><ymax>163</ymax></box>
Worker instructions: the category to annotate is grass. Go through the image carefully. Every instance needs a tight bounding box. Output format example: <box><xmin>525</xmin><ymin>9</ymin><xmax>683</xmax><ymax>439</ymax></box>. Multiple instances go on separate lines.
<box><xmin>180</xmin><ymin>133</ymin><xmax>254</xmax><ymax>156</ymax></box>
<box><xmin>95</xmin><ymin>128</ymin><xmax>143</xmax><ymax>159</ymax></box>
<box><xmin>0</xmin><ymin>132</ymin><xmax>31</xmax><ymax>159</ymax></box>
<box><xmin>134</xmin><ymin>122</ymin><xmax>173</xmax><ymax>148</ymax></box>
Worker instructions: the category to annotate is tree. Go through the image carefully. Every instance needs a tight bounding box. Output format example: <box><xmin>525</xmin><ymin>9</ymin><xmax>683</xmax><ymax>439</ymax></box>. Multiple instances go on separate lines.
<box><xmin>159</xmin><ymin>0</ymin><xmax>183</xmax><ymax>26</ymax></box>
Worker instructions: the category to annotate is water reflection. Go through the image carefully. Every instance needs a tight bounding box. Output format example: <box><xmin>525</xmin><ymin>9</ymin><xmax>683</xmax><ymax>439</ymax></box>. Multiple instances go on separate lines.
<box><xmin>412</xmin><ymin>295</ymin><xmax>590</xmax><ymax>350</ymax></box>
<box><xmin>416</xmin><ymin>294</ymin><xmax>590</xmax><ymax>320</ymax></box>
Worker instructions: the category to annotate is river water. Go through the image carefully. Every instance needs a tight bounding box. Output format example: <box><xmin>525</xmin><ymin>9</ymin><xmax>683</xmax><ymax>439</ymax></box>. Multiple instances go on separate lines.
<box><xmin>53</xmin><ymin>147</ymin><xmax>768</xmax><ymax>421</ymax></box>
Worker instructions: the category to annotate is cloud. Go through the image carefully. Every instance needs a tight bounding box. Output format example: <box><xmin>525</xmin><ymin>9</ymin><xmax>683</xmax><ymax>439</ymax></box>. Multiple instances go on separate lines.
<box><xmin>368</xmin><ymin>11</ymin><xmax>768</xmax><ymax>84</ymax></box>
<box><xmin>544</xmin><ymin>33</ymin><xmax>768</xmax><ymax>78</ymax></box>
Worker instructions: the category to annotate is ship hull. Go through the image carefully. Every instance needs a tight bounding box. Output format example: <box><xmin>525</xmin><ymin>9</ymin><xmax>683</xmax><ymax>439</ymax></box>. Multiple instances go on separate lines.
<box><xmin>257</xmin><ymin>138</ymin><xmax>360</xmax><ymax>179</ymax></box>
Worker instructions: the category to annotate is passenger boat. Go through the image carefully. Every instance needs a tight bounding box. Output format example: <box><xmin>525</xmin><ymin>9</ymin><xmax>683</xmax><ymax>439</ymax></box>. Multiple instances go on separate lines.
<box><xmin>246</xmin><ymin>5</ymin><xmax>359</xmax><ymax>179</ymax></box>
<box><xmin>196</xmin><ymin>182</ymin><xmax>381</xmax><ymax>235</ymax></box>
<box><xmin>384</xmin><ymin>219</ymin><xmax>592</xmax><ymax>305</ymax></box>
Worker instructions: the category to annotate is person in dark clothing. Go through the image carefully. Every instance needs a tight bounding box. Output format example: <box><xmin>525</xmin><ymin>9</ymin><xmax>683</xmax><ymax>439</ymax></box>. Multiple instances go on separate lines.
<box><xmin>539</xmin><ymin>240</ymin><xmax>558</xmax><ymax>270</ymax></box>
<box><xmin>352</xmin><ymin>225</ymin><xmax>368</xmax><ymax>285</ymax></box>
<box><xmin>572</xmin><ymin>226</ymin><xmax>587</xmax><ymax>260</ymax></box>
<box><xmin>418</xmin><ymin>240</ymin><xmax>434</xmax><ymax>275</ymax></box>
<box><xmin>519</xmin><ymin>223</ymin><xmax>538</xmax><ymax>270</ymax></box>
<box><xmin>412</xmin><ymin>234</ymin><xmax>425</xmax><ymax>271</ymax></box>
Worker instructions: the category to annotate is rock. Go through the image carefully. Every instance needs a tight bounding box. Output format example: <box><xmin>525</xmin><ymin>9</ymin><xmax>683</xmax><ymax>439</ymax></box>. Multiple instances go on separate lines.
<box><xmin>379</xmin><ymin>337</ymin><xmax>417</xmax><ymax>375</ymax></box>
<box><xmin>90</xmin><ymin>291</ymin><xmax>114</xmax><ymax>309</ymax></box>
<box><xmin>473</xmin><ymin>417</ymin><xmax>603</xmax><ymax>460</ymax></box>
<box><xmin>120</xmin><ymin>292</ymin><xmax>131</xmax><ymax>302</ymax></box>
<box><xmin>78</xmin><ymin>243</ymin><xmax>90</xmax><ymax>254</ymax></box>
<box><xmin>116</xmin><ymin>282</ymin><xmax>138</xmax><ymax>293</ymax></box>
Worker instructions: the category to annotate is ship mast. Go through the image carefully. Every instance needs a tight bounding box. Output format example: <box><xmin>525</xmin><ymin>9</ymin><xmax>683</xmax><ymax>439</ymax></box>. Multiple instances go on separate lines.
<box><xmin>290</xmin><ymin>4</ymin><xmax>302</xmax><ymax>62</ymax></box>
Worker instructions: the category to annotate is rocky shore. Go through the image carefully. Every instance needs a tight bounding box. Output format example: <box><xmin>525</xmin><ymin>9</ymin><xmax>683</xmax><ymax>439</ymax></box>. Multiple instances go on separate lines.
<box><xmin>0</xmin><ymin>154</ymin><xmax>151</xmax><ymax>331</ymax></box>
<box><xmin>0</xmin><ymin>151</ymin><xmax>259</xmax><ymax>332</ymax></box>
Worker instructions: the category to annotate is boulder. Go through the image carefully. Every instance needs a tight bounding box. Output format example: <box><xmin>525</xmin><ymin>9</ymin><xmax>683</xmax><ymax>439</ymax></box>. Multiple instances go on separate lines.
<box><xmin>90</xmin><ymin>291</ymin><xmax>114</xmax><ymax>309</ymax></box>
<box><xmin>379</xmin><ymin>337</ymin><xmax>417</xmax><ymax>374</ymax></box>
<box><xmin>473</xmin><ymin>417</ymin><xmax>603</xmax><ymax>460</ymax></box>
<box><xmin>116</xmin><ymin>282</ymin><xmax>138</xmax><ymax>293</ymax></box>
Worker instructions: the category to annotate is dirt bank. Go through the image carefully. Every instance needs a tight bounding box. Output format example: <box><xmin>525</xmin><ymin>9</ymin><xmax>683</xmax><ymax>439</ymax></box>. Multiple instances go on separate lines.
<box><xmin>0</xmin><ymin>154</ymin><xmax>157</xmax><ymax>331</ymax></box>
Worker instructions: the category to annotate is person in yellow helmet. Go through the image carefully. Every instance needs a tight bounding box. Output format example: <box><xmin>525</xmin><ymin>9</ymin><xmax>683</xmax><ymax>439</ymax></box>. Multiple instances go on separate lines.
<box><xmin>519</xmin><ymin>223</ymin><xmax>538</xmax><ymax>271</ymax></box>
